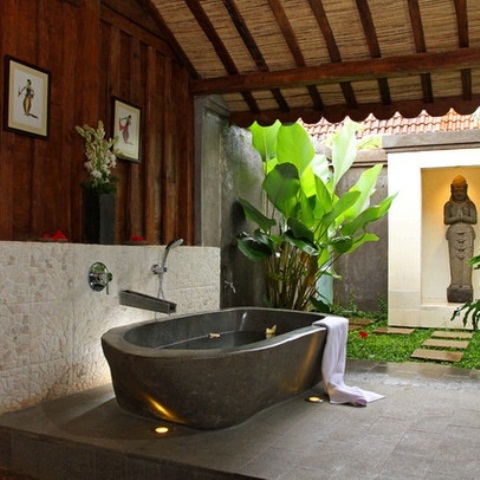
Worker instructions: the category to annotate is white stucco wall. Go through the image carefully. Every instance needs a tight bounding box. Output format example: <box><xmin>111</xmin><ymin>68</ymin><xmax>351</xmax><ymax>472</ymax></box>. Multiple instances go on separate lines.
<box><xmin>388</xmin><ymin>147</ymin><xmax>480</xmax><ymax>328</ymax></box>
<box><xmin>0</xmin><ymin>242</ymin><xmax>220</xmax><ymax>414</ymax></box>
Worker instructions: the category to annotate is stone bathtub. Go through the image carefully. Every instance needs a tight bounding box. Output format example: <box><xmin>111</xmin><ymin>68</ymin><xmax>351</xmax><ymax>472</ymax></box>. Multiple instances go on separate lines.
<box><xmin>101</xmin><ymin>307</ymin><xmax>328</xmax><ymax>429</ymax></box>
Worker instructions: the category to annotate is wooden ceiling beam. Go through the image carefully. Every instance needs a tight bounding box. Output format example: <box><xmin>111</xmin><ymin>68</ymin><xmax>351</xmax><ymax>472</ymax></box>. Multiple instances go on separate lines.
<box><xmin>453</xmin><ymin>0</ymin><xmax>471</xmax><ymax>100</ymax></box>
<box><xmin>191</xmin><ymin>47</ymin><xmax>480</xmax><ymax>96</ymax></box>
<box><xmin>407</xmin><ymin>0</ymin><xmax>433</xmax><ymax>103</ymax></box>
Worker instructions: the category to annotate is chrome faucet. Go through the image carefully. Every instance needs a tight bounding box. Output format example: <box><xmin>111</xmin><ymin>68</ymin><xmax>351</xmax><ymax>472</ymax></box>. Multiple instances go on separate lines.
<box><xmin>151</xmin><ymin>238</ymin><xmax>183</xmax><ymax>299</ymax></box>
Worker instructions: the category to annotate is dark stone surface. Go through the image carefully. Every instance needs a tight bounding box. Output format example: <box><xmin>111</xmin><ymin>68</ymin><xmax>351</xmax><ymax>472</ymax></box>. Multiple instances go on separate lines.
<box><xmin>101</xmin><ymin>308</ymin><xmax>328</xmax><ymax>429</ymax></box>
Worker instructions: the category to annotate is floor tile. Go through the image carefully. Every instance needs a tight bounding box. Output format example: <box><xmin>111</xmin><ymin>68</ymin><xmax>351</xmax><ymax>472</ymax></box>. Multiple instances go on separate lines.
<box><xmin>374</xmin><ymin>327</ymin><xmax>415</xmax><ymax>335</ymax></box>
<box><xmin>410</xmin><ymin>349</ymin><xmax>463</xmax><ymax>362</ymax></box>
<box><xmin>1</xmin><ymin>361</ymin><xmax>480</xmax><ymax>479</ymax></box>
<box><xmin>431</xmin><ymin>330</ymin><xmax>473</xmax><ymax>339</ymax></box>
<box><xmin>421</xmin><ymin>338</ymin><xmax>470</xmax><ymax>349</ymax></box>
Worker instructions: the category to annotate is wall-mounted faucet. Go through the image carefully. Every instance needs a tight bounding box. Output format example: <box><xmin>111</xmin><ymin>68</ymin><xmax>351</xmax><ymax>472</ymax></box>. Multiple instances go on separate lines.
<box><xmin>88</xmin><ymin>262</ymin><xmax>113</xmax><ymax>294</ymax></box>
<box><xmin>151</xmin><ymin>238</ymin><xmax>183</xmax><ymax>299</ymax></box>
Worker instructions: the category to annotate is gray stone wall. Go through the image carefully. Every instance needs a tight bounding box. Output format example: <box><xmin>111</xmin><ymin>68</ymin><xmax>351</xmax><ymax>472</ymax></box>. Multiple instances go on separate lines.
<box><xmin>194</xmin><ymin>97</ymin><xmax>265</xmax><ymax>307</ymax></box>
<box><xmin>333</xmin><ymin>149</ymin><xmax>389</xmax><ymax>313</ymax></box>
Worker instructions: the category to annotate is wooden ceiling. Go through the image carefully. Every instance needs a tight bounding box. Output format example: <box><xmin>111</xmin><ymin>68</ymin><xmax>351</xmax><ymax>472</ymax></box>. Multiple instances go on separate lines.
<box><xmin>150</xmin><ymin>0</ymin><xmax>480</xmax><ymax>126</ymax></box>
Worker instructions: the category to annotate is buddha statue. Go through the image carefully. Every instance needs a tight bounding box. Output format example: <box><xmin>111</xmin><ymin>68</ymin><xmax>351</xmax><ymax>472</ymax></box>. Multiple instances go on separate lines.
<box><xmin>444</xmin><ymin>174</ymin><xmax>477</xmax><ymax>303</ymax></box>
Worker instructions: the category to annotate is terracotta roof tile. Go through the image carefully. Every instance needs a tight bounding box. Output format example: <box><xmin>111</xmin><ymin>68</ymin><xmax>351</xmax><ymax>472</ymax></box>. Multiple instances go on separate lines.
<box><xmin>302</xmin><ymin>109</ymin><xmax>479</xmax><ymax>143</ymax></box>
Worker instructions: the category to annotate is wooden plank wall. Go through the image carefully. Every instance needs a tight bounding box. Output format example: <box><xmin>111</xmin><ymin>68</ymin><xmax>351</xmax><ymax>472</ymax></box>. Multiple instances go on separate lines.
<box><xmin>0</xmin><ymin>0</ymin><xmax>195</xmax><ymax>244</ymax></box>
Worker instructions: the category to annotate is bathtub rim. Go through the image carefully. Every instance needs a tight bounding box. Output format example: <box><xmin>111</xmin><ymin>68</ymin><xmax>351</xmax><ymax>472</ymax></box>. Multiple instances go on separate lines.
<box><xmin>102</xmin><ymin>307</ymin><xmax>328</xmax><ymax>359</ymax></box>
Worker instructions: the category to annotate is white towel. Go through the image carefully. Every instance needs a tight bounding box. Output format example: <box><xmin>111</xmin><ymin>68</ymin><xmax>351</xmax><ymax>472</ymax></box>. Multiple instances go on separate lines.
<box><xmin>314</xmin><ymin>316</ymin><xmax>384</xmax><ymax>406</ymax></box>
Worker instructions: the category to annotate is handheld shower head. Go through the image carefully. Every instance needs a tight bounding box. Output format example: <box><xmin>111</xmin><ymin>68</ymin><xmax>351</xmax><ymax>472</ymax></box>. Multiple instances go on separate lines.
<box><xmin>166</xmin><ymin>238</ymin><xmax>184</xmax><ymax>250</ymax></box>
<box><xmin>161</xmin><ymin>238</ymin><xmax>184</xmax><ymax>271</ymax></box>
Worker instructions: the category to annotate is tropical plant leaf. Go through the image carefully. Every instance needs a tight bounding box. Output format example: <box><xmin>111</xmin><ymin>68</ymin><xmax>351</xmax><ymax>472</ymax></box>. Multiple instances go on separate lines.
<box><xmin>330</xmin><ymin>235</ymin><xmax>354</xmax><ymax>254</ymax></box>
<box><xmin>310</xmin><ymin>296</ymin><xmax>332</xmax><ymax>313</ymax></box>
<box><xmin>346</xmin><ymin>232</ymin><xmax>379</xmax><ymax>253</ymax></box>
<box><xmin>249</xmin><ymin>121</ymin><xmax>280</xmax><ymax>163</ymax></box>
<box><xmin>287</xmin><ymin>217</ymin><xmax>314</xmax><ymax>243</ymax></box>
<box><xmin>329</xmin><ymin>121</ymin><xmax>361</xmax><ymax>190</ymax></box>
<box><xmin>341</xmin><ymin>195</ymin><xmax>395</xmax><ymax>236</ymax></box>
<box><xmin>276</xmin><ymin>122</ymin><xmax>314</xmax><ymax>175</ymax></box>
<box><xmin>322</xmin><ymin>190</ymin><xmax>361</xmax><ymax>228</ymax></box>
<box><xmin>284</xmin><ymin>231</ymin><xmax>318</xmax><ymax>255</ymax></box>
<box><xmin>343</xmin><ymin>164</ymin><xmax>383</xmax><ymax>219</ymax></box>
<box><xmin>236</xmin><ymin>232</ymin><xmax>273</xmax><ymax>261</ymax></box>
<box><xmin>238</xmin><ymin>198</ymin><xmax>276</xmax><ymax>232</ymax></box>
<box><xmin>263</xmin><ymin>163</ymin><xmax>300</xmax><ymax>216</ymax></box>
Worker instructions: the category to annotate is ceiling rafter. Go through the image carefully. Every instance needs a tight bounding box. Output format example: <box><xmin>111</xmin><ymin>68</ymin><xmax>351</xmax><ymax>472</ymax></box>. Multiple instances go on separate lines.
<box><xmin>454</xmin><ymin>0</ymin><xmax>471</xmax><ymax>100</ymax></box>
<box><xmin>355</xmin><ymin>0</ymin><xmax>391</xmax><ymax>105</ymax></box>
<box><xmin>221</xmin><ymin>0</ymin><xmax>289</xmax><ymax>112</ymax></box>
<box><xmin>407</xmin><ymin>0</ymin><xmax>433</xmax><ymax>104</ymax></box>
<box><xmin>184</xmin><ymin>0</ymin><xmax>259</xmax><ymax>113</ymax></box>
<box><xmin>307</xmin><ymin>0</ymin><xmax>357</xmax><ymax>109</ymax></box>
<box><xmin>266</xmin><ymin>0</ymin><xmax>324</xmax><ymax>111</ymax></box>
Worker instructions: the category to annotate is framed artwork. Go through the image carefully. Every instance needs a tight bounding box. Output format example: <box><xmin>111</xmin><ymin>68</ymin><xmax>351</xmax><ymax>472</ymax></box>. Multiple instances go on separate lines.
<box><xmin>113</xmin><ymin>97</ymin><xmax>142</xmax><ymax>162</ymax></box>
<box><xmin>4</xmin><ymin>56</ymin><xmax>50</xmax><ymax>139</ymax></box>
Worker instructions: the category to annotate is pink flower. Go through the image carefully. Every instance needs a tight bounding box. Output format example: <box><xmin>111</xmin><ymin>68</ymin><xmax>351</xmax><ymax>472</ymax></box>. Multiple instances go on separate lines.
<box><xmin>359</xmin><ymin>330</ymin><xmax>368</xmax><ymax>339</ymax></box>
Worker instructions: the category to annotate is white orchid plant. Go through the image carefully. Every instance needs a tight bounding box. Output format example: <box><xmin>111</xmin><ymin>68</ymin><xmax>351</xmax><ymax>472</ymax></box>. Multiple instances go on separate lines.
<box><xmin>76</xmin><ymin>120</ymin><xmax>119</xmax><ymax>194</ymax></box>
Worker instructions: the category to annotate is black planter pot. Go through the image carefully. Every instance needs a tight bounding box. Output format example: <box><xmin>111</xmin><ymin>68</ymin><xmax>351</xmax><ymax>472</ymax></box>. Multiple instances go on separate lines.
<box><xmin>83</xmin><ymin>190</ymin><xmax>116</xmax><ymax>244</ymax></box>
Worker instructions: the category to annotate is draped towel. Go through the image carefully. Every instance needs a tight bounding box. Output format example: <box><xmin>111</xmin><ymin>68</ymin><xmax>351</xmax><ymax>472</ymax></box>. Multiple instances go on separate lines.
<box><xmin>314</xmin><ymin>316</ymin><xmax>384</xmax><ymax>406</ymax></box>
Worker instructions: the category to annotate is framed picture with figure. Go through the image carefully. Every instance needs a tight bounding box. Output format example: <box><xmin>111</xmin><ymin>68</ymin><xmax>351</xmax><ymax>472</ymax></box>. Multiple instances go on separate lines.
<box><xmin>4</xmin><ymin>56</ymin><xmax>50</xmax><ymax>139</ymax></box>
<box><xmin>113</xmin><ymin>97</ymin><xmax>142</xmax><ymax>163</ymax></box>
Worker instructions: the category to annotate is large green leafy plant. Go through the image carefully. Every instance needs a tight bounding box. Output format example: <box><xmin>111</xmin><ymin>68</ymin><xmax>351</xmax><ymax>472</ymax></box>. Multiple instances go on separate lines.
<box><xmin>236</xmin><ymin>120</ymin><xmax>394</xmax><ymax>311</ymax></box>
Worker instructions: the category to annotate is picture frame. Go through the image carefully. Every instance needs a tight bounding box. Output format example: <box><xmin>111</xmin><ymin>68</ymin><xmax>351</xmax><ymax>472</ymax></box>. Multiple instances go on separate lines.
<box><xmin>4</xmin><ymin>56</ymin><xmax>50</xmax><ymax>139</ymax></box>
<box><xmin>113</xmin><ymin>97</ymin><xmax>142</xmax><ymax>163</ymax></box>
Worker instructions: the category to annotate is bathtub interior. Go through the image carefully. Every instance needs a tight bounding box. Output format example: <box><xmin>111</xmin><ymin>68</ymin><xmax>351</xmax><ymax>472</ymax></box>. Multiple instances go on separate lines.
<box><xmin>122</xmin><ymin>308</ymin><xmax>324</xmax><ymax>349</ymax></box>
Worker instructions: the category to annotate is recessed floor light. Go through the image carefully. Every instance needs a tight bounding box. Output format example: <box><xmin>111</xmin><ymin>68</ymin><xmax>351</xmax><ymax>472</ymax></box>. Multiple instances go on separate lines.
<box><xmin>305</xmin><ymin>396</ymin><xmax>323</xmax><ymax>403</ymax></box>
<box><xmin>154</xmin><ymin>426</ymin><xmax>170</xmax><ymax>434</ymax></box>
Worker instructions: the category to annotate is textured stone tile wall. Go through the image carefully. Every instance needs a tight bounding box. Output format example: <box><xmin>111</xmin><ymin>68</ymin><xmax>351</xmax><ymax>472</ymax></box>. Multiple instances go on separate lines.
<box><xmin>0</xmin><ymin>242</ymin><xmax>220</xmax><ymax>414</ymax></box>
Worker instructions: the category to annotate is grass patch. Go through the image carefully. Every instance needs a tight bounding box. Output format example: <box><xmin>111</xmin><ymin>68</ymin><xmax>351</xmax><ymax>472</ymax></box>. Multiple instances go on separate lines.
<box><xmin>345</xmin><ymin>317</ymin><xmax>480</xmax><ymax>369</ymax></box>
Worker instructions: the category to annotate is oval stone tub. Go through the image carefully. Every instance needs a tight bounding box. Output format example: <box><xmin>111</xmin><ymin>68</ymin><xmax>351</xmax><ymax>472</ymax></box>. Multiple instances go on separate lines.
<box><xmin>101</xmin><ymin>307</ymin><xmax>328</xmax><ymax>429</ymax></box>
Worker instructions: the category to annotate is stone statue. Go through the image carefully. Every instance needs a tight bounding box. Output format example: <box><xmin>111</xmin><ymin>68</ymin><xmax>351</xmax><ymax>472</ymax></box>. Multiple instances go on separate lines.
<box><xmin>444</xmin><ymin>174</ymin><xmax>477</xmax><ymax>303</ymax></box>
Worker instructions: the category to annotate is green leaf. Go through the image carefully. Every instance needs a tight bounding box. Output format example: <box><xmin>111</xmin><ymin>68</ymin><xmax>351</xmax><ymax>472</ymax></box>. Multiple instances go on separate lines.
<box><xmin>347</xmin><ymin>233</ymin><xmax>379</xmax><ymax>253</ymax></box>
<box><xmin>342</xmin><ymin>195</ymin><xmax>394</xmax><ymax>236</ymax></box>
<box><xmin>329</xmin><ymin>121</ymin><xmax>361</xmax><ymax>190</ymax></box>
<box><xmin>310</xmin><ymin>296</ymin><xmax>332</xmax><ymax>313</ymax></box>
<box><xmin>330</xmin><ymin>235</ymin><xmax>354</xmax><ymax>254</ymax></box>
<box><xmin>287</xmin><ymin>217</ymin><xmax>314</xmax><ymax>243</ymax></box>
<box><xmin>344</xmin><ymin>164</ymin><xmax>383</xmax><ymax>219</ymax></box>
<box><xmin>263</xmin><ymin>163</ymin><xmax>300</xmax><ymax>216</ymax></box>
<box><xmin>322</xmin><ymin>190</ymin><xmax>361</xmax><ymax>228</ymax></box>
<box><xmin>238</xmin><ymin>198</ymin><xmax>276</xmax><ymax>232</ymax></box>
<box><xmin>276</xmin><ymin>122</ymin><xmax>314</xmax><ymax>175</ymax></box>
<box><xmin>236</xmin><ymin>232</ymin><xmax>273</xmax><ymax>261</ymax></box>
<box><xmin>249</xmin><ymin>121</ymin><xmax>281</xmax><ymax>163</ymax></box>
<box><xmin>284</xmin><ymin>231</ymin><xmax>318</xmax><ymax>255</ymax></box>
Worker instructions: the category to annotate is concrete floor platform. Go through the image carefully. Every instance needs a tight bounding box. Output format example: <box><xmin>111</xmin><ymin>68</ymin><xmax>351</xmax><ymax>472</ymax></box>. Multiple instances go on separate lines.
<box><xmin>1</xmin><ymin>360</ymin><xmax>480</xmax><ymax>479</ymax></box>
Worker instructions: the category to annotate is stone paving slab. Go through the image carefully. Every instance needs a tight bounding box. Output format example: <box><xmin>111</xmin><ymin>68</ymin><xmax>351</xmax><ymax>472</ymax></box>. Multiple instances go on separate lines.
<box><xmin>422</xmin><ymin>338</ymin><xmax>470</xmax><ymax>349</ymax></box>
<box><xmin>411</xmin><ymin>348</ymin><xmax>463</xmax><ymax>363</ymax></box>
<box><xmin>432</xmin><ymin>330</ymin><xmax>473</xmax><ymax>339</ymax></box>
<box><xmin>374</xmin><ymin>326</ymin><xmax>415</xmax><ymax>335</ymax></box>
<box><xmin>349</xmin><ymin>317</ymin><xmax>375</xmax><ymax>326</ymax></box>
